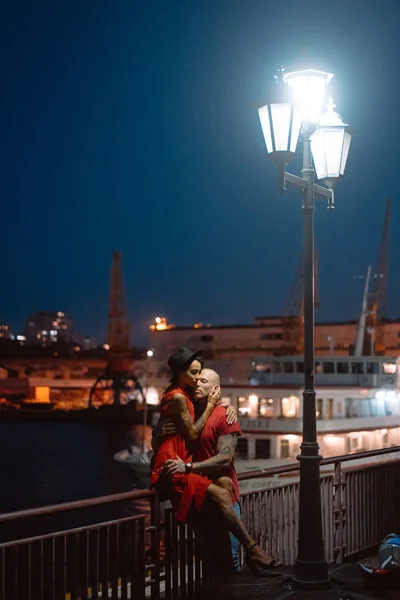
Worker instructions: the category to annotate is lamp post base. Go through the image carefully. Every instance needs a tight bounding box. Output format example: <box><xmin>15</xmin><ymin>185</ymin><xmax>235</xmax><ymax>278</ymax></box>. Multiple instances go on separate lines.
<box><xmin>292</xmin><ymin>558</ymin><xmax>330</xmax><ymax>590</ymax></box>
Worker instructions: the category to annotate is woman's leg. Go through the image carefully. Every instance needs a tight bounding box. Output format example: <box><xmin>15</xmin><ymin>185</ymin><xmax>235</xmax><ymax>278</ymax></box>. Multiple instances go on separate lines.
<box><xmin>214</xmin><ymin>476</ymin><xmax>234</xmax><ymax>501</ymax></box>
<box><xmin>213</xmin><ymin>477</ymin><xmax>240</xmax><ymax>571</ymax></box>
<box><xmin>206</xmin><ymin>483</ymin><xmax>255</xmax><ymax>549</ymax></box>
<box><xmin>205</xmin><ymin>483</ymin><xmax>278</xmax><ymax>568</ymax></box>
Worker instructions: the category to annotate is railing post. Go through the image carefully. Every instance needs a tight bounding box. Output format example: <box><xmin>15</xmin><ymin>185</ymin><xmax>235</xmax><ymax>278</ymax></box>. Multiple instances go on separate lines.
<box><xmin>333</xmin><ymin>460</ymin><xmax>346</xmax><ymax>562</ymax></box>
<box><xmin>149</xmin><ymin>494</ymin><xmax>161</xmax><ymax>600</ymax></box>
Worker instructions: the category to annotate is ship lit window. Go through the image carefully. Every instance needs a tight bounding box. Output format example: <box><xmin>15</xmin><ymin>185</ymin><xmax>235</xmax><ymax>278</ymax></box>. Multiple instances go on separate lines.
<box><xmin>281</xmin><ymin>396</ymin><xmax>297</xmax><ymax>417</ymax></box>
<box><xmin>259</xmin><ymin>398</ymin><xmax>274</xmax><ymax>417</ymax></box>
<box><xmin>238</xmin><ymin>396</ymin><xmax>250</xmax><ymax>415</ymax></box>
<box><xmin>383</xmin><ymin>363</ymin><xmax>397</xmax><ymax>375</ymax></box>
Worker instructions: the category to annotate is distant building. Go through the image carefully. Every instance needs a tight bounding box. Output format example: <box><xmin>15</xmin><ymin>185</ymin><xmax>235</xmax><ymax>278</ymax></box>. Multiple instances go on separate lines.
<box><xmin>149</xmin><ymin>316</ymin><xmax>400</xmax><ymax>360</ymax></box>
<box><xmin>72</xmin><ymin>333</ymin><xmax>97</xmax><ymax>351</ymax></box>
<box><xmin>0</xmin><ymin>324</ymin><xmax>14</xmax><ymax>340</ymax></box>
<box><xmin>25</xmin><ymin>311</ymin><xmax>75</xmax><ymax>346</ymax></box>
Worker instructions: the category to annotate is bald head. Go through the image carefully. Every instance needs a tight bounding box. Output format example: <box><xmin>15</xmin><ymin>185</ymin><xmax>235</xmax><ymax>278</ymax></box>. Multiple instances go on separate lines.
<box><xmin>201</xmin><ymin>368</ymin><xmax>220</xmax><ymax>386</ymax></box>
<box><xmin>193</xmin><ymin>368</ymin><xmax>221</xmax><ymax>402</ymax></box>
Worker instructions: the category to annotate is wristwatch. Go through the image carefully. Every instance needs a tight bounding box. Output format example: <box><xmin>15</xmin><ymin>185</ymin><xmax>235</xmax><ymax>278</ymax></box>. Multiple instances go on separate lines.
<box><xmin>185</xmin><ymin>462</ymin><xmax>193</xmax><ymax>473</ymax></box>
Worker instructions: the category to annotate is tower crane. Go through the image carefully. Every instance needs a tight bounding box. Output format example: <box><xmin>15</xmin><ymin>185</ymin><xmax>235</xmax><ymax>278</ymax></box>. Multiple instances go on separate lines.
<box><xmin>280</xmin><ymin>252</ymin><xmax>318</xmax><ymax>355</ymax></box>
<box><xmin>365</xmin><ymin>199</ymin><xmax>392</xmax><ymax>355</ymax></box>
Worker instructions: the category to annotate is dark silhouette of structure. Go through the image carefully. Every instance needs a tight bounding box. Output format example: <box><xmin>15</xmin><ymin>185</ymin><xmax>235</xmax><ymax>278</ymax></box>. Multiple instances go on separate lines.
<box><xmin>89</xmin><ymin>252</ymin><xmax>144</xmax><ymax>407</ymax></box>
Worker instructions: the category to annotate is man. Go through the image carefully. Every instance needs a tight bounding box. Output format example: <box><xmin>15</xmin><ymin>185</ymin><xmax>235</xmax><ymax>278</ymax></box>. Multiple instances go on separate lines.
<box><xmin>159</xmin><ymin>368</ymin><xmax>242</xmax><ymax>572</ymax></box>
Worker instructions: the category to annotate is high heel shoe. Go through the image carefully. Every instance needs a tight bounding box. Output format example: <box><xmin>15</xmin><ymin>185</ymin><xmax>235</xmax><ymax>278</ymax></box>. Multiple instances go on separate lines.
<box><xmin>245</xmin><ymin>543</ymin><xmax>281</xmax><ymax>575</ymax></box>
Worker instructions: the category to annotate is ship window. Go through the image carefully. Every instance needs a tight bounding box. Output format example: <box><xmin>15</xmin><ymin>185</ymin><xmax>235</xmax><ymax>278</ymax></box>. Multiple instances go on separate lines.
<box><xmin>316</xmin><ymin>398</ymin><xmax>323</xmax><ymax>418</ymax></box>
<box><xmin>280</xmin><ymin>439</ymin><xmax>290</xmax><ymax>459</ymax></box>
<box><xmin>296</xmin><ymin>362</ymin><xmax>304</xmax><ymax>373</ymax></box>
<box><xmin>350</xmin><ymin>436</ymin><xmax>359</xmax><ymax>452</ymax></box>
<box><xmin>351</xmin><ymin>362</ymin><xmax>364</xmax><ymax>374</ymax></box>
<box><xmin>271</xmin><ymin>361</ymin><xmax>281</xmax><ymax>373</ymax></box>
<box><xmin>256</xmin><ymin>439</ymin><xmax>271</xmax><ymax>459</ymax></box>
<box><xmin>238</xmin><ymin>397</ymin><xmax>250</xmax><ymax>416</ymax></box>
<box><xmin>235</xmin><ymin>438</ymin><xmax>248</xmax><ymax>459</ymax></box>
<box><xmin>260</xmin><ymin>333</ymin><xmax>283</xmax><ymax>340</ymax></box>
<box><xmin>259</xmin><ymin>398</ymin><xmax>274</xmax><ymax>417</ymax></box>
<box><xmin>283</xmin><ymin>362</ymin><xmax>294</xmax><ymax>373</ymax></box>
<box><xmin>382</xmin><ymin>363</ymin><xmax>397</xmax><ymax>375</ymax></box>
<box><xmin>326</xmin><ymin>398</ymin><xmax>333</xmax><ymax>419</ymax></box>
<box><xmin>281</xmin><ymin>396</ymin><xmax>297</xmax><ymax>417</ymax></box>
<box><xmin>338</xmin><ymin>362</ymin><xmax>349</xmax><ymax>374</ymax></box>
<box><xmin>323</xmin><ymin>362</ymin><xmax>335</xmax><ymax>374</ymax></box>
<box><xmin>367</xmin><ymin>362</ymin><xmax>379</xmax><ymax>374</ymax></box>
<box><xmin>255</xmin><ymin>363</ymin><xmax>270</xmax><ymax>372</ymax></box>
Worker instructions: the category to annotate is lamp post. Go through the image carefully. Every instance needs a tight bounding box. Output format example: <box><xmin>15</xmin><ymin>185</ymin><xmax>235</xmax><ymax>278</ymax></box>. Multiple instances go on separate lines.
<box><xmin>258</xmin><ymin>68</ymin><xmax>352</xmax><ymax>588</ymax></box>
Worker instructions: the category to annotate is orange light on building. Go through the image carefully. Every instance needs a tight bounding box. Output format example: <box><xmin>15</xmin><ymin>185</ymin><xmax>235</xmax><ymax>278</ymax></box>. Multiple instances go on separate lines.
<box><xmin>150</xmin><ymin>317</ymin><xmax>175</xmax><ymax>331</ymax></box>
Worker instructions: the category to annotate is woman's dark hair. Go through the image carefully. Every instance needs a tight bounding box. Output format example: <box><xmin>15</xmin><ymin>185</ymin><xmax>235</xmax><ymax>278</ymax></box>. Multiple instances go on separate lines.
<box><xmin>171</xmin><ymin>356</ymin><xmax>204</xmax><ymax>386</ymax></box>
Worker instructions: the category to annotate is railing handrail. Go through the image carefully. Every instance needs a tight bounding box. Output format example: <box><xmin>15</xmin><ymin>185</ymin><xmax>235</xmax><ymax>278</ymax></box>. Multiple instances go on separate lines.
<box><xmin>237</xmin><ymin>444</ymin><xmax>400</xmax><ymax>481</ymax></box>
<box><xmin>1</xmin><ymin>445</ymin><xmax>399</xmax><ymax>523</ymax></box>
<box><xmin>0</xmin><ymin>487</ymin><xmax>156</xmax><ymax>523</ymax></box>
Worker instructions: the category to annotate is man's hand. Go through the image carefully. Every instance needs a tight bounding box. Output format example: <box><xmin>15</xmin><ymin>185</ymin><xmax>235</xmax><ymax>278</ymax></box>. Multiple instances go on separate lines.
<box><xmin>226</xmin><ymin>405</ymin><xmax>237</xmax><ymax>425</ymax></box>
<box><xmin>164</xmin><ymin>455</ymin><xmax>186</xmax><ymax>476</ymax></box>
<box><xmin>207</xmin><ymin>385</ymin><xmax>221</xmax><ymax>408</ymax></box>
<box><xmin>155</xmin><ymin>418</ymin><xmax>178</xmax><ymax>439</ymax></box>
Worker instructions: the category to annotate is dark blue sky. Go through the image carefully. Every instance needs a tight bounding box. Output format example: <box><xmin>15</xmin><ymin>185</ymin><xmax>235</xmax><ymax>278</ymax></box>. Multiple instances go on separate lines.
<box><xmin>1</xmin><ymin>0</ymin><xmax>399</xmax><ymax>344</ymax></box>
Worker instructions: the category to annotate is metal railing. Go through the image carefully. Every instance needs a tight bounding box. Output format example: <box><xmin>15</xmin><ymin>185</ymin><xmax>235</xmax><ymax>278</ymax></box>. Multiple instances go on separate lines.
<box><xmin>1</xmin><ymin>447</ymin><xmax>400</xmax><ymax>600</ymax></box>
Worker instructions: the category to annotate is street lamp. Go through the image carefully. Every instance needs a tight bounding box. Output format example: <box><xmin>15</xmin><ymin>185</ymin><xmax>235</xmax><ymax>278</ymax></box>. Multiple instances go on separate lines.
<box><xmin>258</xmin><ymin>68</ymin><xmax>352</xmax><ymax>588</ymax></box>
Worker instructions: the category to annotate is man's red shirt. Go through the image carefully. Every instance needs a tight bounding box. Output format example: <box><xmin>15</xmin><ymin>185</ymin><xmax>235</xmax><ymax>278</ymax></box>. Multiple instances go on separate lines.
<box><xmin>193</xmin><ymin>405</ymin><xmax>241</xmax><ymax>504</ymax></box>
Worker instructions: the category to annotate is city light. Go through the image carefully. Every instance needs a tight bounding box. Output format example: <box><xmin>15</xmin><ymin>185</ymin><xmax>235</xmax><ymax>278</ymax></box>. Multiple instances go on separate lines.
<box><xmin>150</xmin><ymin>317</ymin><xmax>175</xmax><ymax>331</ymax></box>
<box><xmin>147</xmin><ymin>350</ymin><xmax>154</xmax><ymax>358</ymax></box>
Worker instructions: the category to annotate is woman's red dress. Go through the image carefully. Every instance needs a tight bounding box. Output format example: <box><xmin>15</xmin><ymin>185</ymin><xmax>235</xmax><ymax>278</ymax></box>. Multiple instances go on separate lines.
<box><xmin>150</xmin><ymin>387</ymin><xmax>212</xmax><ymax>522</ymax></box>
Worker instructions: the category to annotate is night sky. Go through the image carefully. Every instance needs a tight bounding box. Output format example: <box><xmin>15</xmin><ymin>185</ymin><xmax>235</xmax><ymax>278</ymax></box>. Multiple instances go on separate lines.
<box><xmin>1</xmin><ymin>0</ymin><xmax>400</xmax><ymax>345</ymax></box>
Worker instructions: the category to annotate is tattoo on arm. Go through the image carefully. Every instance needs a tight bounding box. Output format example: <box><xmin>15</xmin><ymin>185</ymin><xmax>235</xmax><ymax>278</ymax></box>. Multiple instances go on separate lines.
<box><xmin>192</xmin><ymin>434</ymin><xmax>238</xmax><ymax>476</ymax></box>
<box><xmin>170</xmin><ymin>394</ymin><xmax>213</xmax><ymax>441</ymax></box>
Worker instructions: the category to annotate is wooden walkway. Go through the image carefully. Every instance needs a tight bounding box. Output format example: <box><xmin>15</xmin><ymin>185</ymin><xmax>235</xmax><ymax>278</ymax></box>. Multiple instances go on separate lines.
<box><xmin>204</xmin><ymin>563</ymin><xmax>400</xmax><ymax>599</ymax></box>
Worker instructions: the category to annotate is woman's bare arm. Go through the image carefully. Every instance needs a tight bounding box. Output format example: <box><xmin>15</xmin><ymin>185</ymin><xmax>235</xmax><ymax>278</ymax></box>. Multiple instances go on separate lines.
<box><xmin>169</xmin><ymin>389</ymin><xmax>219</xmax><ymax>441</ymax></box>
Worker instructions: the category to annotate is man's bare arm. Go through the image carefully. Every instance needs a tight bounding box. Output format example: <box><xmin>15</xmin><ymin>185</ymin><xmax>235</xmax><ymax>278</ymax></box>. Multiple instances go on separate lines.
<box><xmin>191</xmin><ymin>433</ymin><xmax>238</xmax><ymax>476</ymax></box>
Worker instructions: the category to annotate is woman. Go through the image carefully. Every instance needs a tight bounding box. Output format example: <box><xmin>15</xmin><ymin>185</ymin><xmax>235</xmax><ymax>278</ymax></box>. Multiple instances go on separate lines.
<box><xmin>150</xmin><ymin>347</ymin><xmax>280</xmax><ymax>573</ymax></box>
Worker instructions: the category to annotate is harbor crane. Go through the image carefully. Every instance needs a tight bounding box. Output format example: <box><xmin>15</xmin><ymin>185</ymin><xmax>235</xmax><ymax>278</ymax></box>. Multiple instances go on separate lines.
<box><xmin>88</xmin><ymin>252</ymin><xmax>145</xmax><ymax>407</ymax></box>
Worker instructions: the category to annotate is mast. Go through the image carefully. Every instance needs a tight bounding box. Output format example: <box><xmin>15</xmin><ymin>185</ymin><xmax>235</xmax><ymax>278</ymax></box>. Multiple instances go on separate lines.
<box><xmin>354</xmin><ymin>265</ymin><xmax>372</xmax><ymax>357</ymax></box>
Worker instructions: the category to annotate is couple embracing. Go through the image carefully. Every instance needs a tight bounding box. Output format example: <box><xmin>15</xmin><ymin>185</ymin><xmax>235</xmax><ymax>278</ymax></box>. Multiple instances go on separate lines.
<box><xmin>151</xmin><ymin>347</ymin><xmax>280</xmax><ymax>574</ymax></box>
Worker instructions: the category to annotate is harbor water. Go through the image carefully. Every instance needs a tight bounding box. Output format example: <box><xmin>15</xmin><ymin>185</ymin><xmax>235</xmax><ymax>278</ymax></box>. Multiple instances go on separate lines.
<box><xmin>0</xmin><ymin>421</ymin><xmax>153</xmax><ymax>541</ymax></box>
